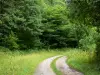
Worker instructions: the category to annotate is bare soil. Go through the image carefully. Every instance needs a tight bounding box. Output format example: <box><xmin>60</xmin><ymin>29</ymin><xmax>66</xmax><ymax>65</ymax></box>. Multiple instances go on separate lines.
<box><xmin>56</xmin><ymin>56</ymin><xmax>84</xmax><ymax>75</ymax></box>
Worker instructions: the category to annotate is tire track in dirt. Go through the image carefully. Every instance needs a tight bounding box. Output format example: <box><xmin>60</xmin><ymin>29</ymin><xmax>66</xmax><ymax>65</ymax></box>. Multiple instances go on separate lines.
<box><xmin>34</xmin><ymin>55</ymin><xmax>62</xmax><ymax>75</ymax></box>
<box><xmin>56</xmin><ymin>56</ymin><xmax>84</xmax><ymax>75</ymax></box>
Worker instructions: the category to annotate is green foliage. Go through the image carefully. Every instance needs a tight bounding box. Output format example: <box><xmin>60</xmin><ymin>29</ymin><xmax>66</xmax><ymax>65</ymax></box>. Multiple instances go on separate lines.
<box><xmin>41</xmin><ymin>0</ymin><xmax>73</xmax><ymax>48</ymax></box>
<box><xmin>79</xmin><ymin>28</ymin><xmax>97</xmax><ymax>50</ymax></box>
<box><xmin>0</xmin><ymin>0</ymin><xmax>43</xmax><ymax>49</ymax></box>
<box><xmin>4</xmin><ymin>32</ymin><xmax>19</xmax><ymax>50</ymax></box>
<box><xmin>0</xmin><ymin>0</ymin><xmax>99</xmax><ymax>54</ymax></box>
<box><xmin>67</xmin><ymin>0</ymin><xmax>100</xmax><ymax>63</ymax></box>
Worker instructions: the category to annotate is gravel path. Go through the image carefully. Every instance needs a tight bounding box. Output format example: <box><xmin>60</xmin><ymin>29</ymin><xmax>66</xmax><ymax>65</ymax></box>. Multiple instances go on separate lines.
<box><xmin>34</xmin><ymin>55</ymin><xmax>62</xmax><ymax>75</ymax></box>
<box><xmin>56</xmin><ymin>56</ymin><xmax>84</xmax><ymax>75</ymax></box>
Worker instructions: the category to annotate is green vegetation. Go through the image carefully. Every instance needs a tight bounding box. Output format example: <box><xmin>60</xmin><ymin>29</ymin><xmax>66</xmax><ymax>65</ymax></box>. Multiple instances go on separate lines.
<box><xmin>1</xmin><ymin>48</ymin><xmax>100</xmax><ymax>75</ymax></box>
<box><xmin>51</xmin><ymin>49</ymin><xmax>100</xmax><ymax>75</ymax></box>
<box><xmin>0</xmin><ymin>48</ymin><xmax>60</xmax><ymax>75</ymax></box>
<box><xmin>67</xmin><ymin>0</ymin><xmax>100</xmax><ymax>63</ymax></box>
<box><xmin>0</xmin><ymin>0</ymin><xmax>100</xmax><ymax>75</ymax></box>
<box><xmin>66</xmin><ymin>50</ymin><xmax>100</xmax><ymax>75</ymax></box>
<box><xmin>51</xmin><ymin>57</ymin><xmax>62</xmax><ymax>75</ymax></box>
<box><xmin>0</xmin><ymin>0</ymin><xmax>97</xmax><ymax>50</ymax></box>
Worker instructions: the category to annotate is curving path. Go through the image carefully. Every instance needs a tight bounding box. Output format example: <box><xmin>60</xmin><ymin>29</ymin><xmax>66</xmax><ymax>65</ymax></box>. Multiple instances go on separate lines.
<box><xmin>34</xmin><ymin>55</ymin><xmax>83</xmax><ymax>75</ymax></box>
<box><xmin>56</xmin><ymin>56</ymin><xmax>83</xmax><ymax>75</ymax></box>
<box><xmin>34</xmin><ymin>55</ymin><xmax>62</xmax><ymax>75</ymax></box>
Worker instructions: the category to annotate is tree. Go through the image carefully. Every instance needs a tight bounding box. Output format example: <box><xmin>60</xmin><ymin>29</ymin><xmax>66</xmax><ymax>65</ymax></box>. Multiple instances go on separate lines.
<box><xmin>41</xmin><ymin>0</ymin><xmax>71</xmax><ymax>48</ymax></box>
<box><xmin>67</xmin><ymin>0</ymin><xmax>100</xmax><ymax>63</ymax></box>
<box><xmin>0</xmin><ymin>0</ymin><xmax>43</xmax><ymax>49</ymax></box>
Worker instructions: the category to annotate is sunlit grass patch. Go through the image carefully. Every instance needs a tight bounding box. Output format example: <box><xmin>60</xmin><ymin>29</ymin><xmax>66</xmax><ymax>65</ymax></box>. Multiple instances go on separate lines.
<box><xmin>50</xmin><ymin>49</ymin><xmax>100</xmax><ymax>75</ymax></box>
<box><xmin>0</xmin><ymin>48</ymin><xmax>100</xmax><ymax>75</ymax></box>
<box><xmin>0</xmin><ymin>50</ymin><xmax>60</xmax><ymax>75</ymax></box>
<box><xmin>65</xmin><ymin>50</ymin><xmax>100</xmax><ymax>75</ymax></box>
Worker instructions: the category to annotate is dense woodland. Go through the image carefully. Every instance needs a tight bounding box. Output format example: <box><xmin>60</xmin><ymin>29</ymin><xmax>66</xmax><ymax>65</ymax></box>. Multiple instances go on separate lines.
<box><xmin>0</xmin><ymin>0</ymin><xmax>100</xmax><ymax>64</ymax></box>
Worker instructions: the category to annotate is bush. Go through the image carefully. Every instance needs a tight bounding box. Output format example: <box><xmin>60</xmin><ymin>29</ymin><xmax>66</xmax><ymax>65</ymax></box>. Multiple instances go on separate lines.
<box><xmin>79</xmin><ymin>28</ymin><xmax>97</xmax><ymax>50</ymax></box>
<box><xmin>4</xmin><ymin>32</ymin><xmax>19</xmax><ymax>50</ymax></box>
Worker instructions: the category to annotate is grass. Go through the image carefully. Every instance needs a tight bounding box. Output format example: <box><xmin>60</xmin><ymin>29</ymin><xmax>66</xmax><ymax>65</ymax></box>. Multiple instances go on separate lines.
<box><xmin>65</xmin><ymin>50</ymin><xmax>100</xmax><ymax>75</ymax></box>
<box><xmin>51</xmin><ymin>57</ymin><xmax>62</xmax><ymax>75</ymax></box>
<box><xmin>0</xmin><ymin>48</ymin><xmax>100</xmax><ymax>75</ymax></box>
<box><xmin>50</xmin><ymin>48</ymin><xmax>100</xmax><ymax>75</ymax></box>
<box><xmin>0</xmin><ymin>49</ymin><xmax>62</xmax><ymax>75</ymax></box>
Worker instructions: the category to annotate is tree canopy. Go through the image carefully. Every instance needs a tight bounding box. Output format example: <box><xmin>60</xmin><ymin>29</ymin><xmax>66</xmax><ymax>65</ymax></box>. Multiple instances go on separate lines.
<box><xmin>0</xmin><ymin>0</ymin><xmax>100</xmax><ymax>64</ymax></box>
<box><xmin>67</xmin><ymin>0</ymin><xmax>100</xmax><ymax>63</ymax></box>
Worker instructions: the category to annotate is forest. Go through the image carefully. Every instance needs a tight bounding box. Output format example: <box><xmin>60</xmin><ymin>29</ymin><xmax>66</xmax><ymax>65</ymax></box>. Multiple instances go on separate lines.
<box><xmin>0</xmin><ymin>0</ymin><xmax>100</xmax><ymax>75</ymax></box>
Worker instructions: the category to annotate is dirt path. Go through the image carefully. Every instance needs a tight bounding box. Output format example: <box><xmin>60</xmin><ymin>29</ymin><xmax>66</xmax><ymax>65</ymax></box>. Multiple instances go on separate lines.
<box><xmin>56</xmin><ymin>56</ymin><xmax>84</xmax><ymax>75</ymax></box>
<box><xmin>34</xmin><ymin>55</ymin><xmax>62</xmax><ymax>75</ymax></box>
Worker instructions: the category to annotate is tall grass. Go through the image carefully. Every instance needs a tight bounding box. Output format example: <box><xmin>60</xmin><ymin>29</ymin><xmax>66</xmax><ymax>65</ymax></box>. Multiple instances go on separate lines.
<box><xmin>51</xmin><ymin>49</ymin><xmax>100</xmax><ymax>75</ymax></box>
<box><xmin>0</xmin><ymin>48</ymin><xmax>100</xmax><ymax>75</ymax></box>
<box><xmin>65</xmin><ymin>50</ymin><xmax>100</xmax><ymax>75</ymax></box>
<box><xmin>0</xmin><ymin>49</ymin><xmax>61</xmax><ymax>75</ymax></box>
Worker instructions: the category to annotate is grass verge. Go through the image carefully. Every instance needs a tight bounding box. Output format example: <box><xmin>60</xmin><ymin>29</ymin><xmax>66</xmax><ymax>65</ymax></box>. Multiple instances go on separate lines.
<box><xmin>0</xmin><ymin>48</ymin><xmax>100</xmax><ymax>75</ymax></box>
<box><xmin>65</xmin><ymin>50</ymin><xmax>100</xmax><ymax>75</ymax></box>
<box><xmin>0</xmin><ymin>49</ymin><xmax>61</xmax><ymax>75</ymax></box>
<box><xmin>50</xmin><ymin>49</ymin><xmax>100</xmax><ymax>75</ymax></box>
